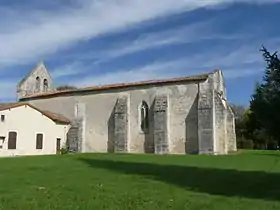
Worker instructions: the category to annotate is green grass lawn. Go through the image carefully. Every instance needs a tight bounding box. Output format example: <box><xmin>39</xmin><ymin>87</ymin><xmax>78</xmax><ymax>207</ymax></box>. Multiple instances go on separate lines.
<box><xmin>0</xmin><ymin>150</ymin><xmax>280</xmax><ymax>209</ymax></box>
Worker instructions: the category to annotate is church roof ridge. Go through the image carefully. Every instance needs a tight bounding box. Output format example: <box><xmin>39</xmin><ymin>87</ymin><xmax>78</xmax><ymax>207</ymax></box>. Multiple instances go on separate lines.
<box><xmin>19</xmin><ymin>70</ymin><xmax>216</xmax><ymax>101</ymax></box>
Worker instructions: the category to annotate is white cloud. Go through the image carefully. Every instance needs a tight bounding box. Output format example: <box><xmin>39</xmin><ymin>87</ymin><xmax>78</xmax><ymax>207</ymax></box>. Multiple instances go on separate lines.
<box><xmin>223</xmin><ymin>68</ymin><xmax>263</xmax><ymax>79</ymax></box>
<box><xmin>47</xmin><ymin>27</ymin><xmax>280</xmax><ymax>88</ymax></box>
<box><xmin>89</xmin><ymin>20</ymin><xmax>252</xmax><ymax>64</ymax></box>
<box><xmin>0</xmin><ymin>0</ymin><xmax>278</xmax><ymax>101</ymax></box>
<box><xmin>201</xmin><ymin>37</ymin><xmax>280</xmax><ymax>69</ymax></box>
<box><xmin>2</xmin><ymin>0</ymin><xmax>275</xmax><ymax>67</ymax></box>
<box><xmin>67</xmin><ymin>48</ymin><xmax>265</xmax><ymax>88</ymax></box>
<box><xmin>51</xmin><ymin>62</ymin><xmax>84</xmax><ymax>78</ymax></box>
<box><xmin>0</xmin><ymin>0</ymin><xmax>225</xmax><ymax>67</ymax></box>
<box><xmin>63</xmin><ymin>19</ymin><xmax>216</xmax><ymax>63</ymax></box>
<box><xmin>70</xmin><ymin>59</ymin><xmax>183</xmax><ymax>87</ymax></box>
<box><xmin>53</xmin><ymin>16</ymin><xmax>256</xmax><ymax>78</ymax></box>
<box><xmin>0</xmin><ymin>40</ymin><xmax>270</xmax><ymax>102</ymax></box>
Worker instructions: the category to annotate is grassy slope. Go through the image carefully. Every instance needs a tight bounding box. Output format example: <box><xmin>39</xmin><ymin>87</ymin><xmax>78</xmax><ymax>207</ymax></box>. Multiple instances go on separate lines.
<box><xmin>0</xmin><ymin>150</ymin><xmax>279</xmax><ymax>209</ymax></box>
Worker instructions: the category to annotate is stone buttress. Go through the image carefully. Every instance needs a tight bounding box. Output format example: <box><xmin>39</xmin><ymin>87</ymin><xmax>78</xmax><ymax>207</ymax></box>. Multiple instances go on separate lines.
<box><xmin>113</xmin><ymin>96</ymin><xmax>128</xmax><ymax>152</ymax></box>
<box><xmin>153</xmin><ymin>95</ymin><xmax>169</xmax><ymax>154</ymax></box>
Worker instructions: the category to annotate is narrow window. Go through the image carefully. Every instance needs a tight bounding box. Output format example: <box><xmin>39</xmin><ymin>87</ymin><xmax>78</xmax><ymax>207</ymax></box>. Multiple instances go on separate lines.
<box><xmin>8</xmin><ymin>131</ymin><xmax>17</xmax><ymax>149</ymax></box>
<box><xmin>1</xmin><ymin>115</ymin><xmax>5</xmax><ymax>122</ymax></box>
<box><xmin>43</xmin><ymin>79</ymin><xmax>48</xmax><ymax>92</ymax></box>
<box><xmin>36</xmin><ymin>133</ymin><xmax>43</xmax><ymax>149</ymax></box>
<box><xmin>140</xmin><ymin>101</ymin><xmax>149</xmax><ymax>133</ymax></box>
<box><xmin>35</xmin><ymin>76</ymin><xmax>40</xmax><ymax>92</ymax></box>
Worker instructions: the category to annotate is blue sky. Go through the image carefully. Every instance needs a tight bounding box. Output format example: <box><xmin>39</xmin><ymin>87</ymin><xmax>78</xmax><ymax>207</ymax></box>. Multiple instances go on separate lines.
<box><xmin>0</xmin><ymin>0</ymin><xmax>280</xmax><ymax>105</ymax></box>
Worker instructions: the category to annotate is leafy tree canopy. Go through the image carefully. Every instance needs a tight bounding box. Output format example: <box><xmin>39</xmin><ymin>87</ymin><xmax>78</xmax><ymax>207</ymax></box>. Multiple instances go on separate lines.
<box><xmin>250</xmin><ymin>46</ymin><xmax>280</xmax><ymax>143</ymax></box>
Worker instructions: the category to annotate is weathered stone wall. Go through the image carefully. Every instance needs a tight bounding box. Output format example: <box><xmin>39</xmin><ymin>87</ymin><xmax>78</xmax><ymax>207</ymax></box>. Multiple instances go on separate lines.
<box><xmin>128</xmin><ymin>83</ymin><xmax>199</xmax><ymax>154</ymax></box>
<box><xmin>67</xmin><ymin>118</ymin><xmax>84</xmax><ymax>152</ymax></box>
<box><xmin>184</xmin><ymin>96</ymin><xmax>199</xmax><ymax>154</ymax></box>
<box><xmin>198</xmin><ymin>77</ymin><xmax>214</xmax><ymax>154</ymax></box>
<box><xmin>212</xmin><ymin>70</ymin><xmax>227</xmax><ymax>99</ymax></box>
<box><xmin>23</xmin><ymin>82</ymin><xmax>200</xmax><ymax>154</ymax></box>
<box><xmin>19</xmin><ymin>68</ymin><xmax>236</xmax><ymax>155</ymax></box>
<box><xmin>17</xmin><ymin>63</ymin><xmax>53</xmax><ymax>99</ymax></box>
<box><xmin>21</xmin><ymin>69</ymin><xmax>236</xmax><ymax>155</ymax></box>
<box><xmin>213</xmin><ymin>91</ymin><xmax>227</xmax><ymax>155</ymax></box>
<box><xmin>197</xmin><ymin>69</ymin><xmax>238</xmax><ymax>155</ymax></box>
<box><xmin>211</xmin><ymin>70</ymin><xmax>237</xmax><ymax>155</ymax></box>
<box><xmin>153</xmin><ymin>95</ymin><xmax>169</xmax><ymax>154</ymax></box>
<box><xmin>112</xmin><ymin>96</ymin><xmax>128</xmax><ymax>153</ymax></box>
<box><xmin>226</xmin><ymin>105</ymin><xmax>237</xmax><ymax>152</ymax></box>
<box><xmin>169</xmin><ymin>85</ymin><xmax>199</xmax><ymax>154</ymax></box>
<box><xmin>66</xmin><ymin>102</ymin><xmax>86</xmax><ymax>152</ymax></box>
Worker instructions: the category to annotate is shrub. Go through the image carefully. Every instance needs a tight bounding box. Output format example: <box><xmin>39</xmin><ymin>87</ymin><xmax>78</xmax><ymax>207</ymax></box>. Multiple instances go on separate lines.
<box><xmin>267</xmin><ymin>140</ymin><xmax>278</xmax><ymax>150</ymax></box>
<box><xmin>242</xmin><ymin>139</ymin><xmax>254</xmax><ymax>149</ymax></box>
<box><xmin>60</xmin><ymin>147</ymin><xmax>68</xmax><ymax>155</ymax></box>
<box><xmin>237</xmin><ymin>137</ymin><xmax>254</xmax><ymax>149</ymax></box>
<box><xmin>60</xmin><ymin>143</ymin><xmax>69</xmax><ymax>155</ymax></box>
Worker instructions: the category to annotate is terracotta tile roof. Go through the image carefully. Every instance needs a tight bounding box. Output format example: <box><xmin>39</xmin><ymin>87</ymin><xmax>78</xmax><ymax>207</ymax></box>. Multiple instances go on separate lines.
<box><xmin>20</xmin><ymin>72</ymin><xmax>210</xmax><ymax>100</ymax></box>
<box><xmin>0</xmin><ymin>103</ymin><xmax>21</xmax><ymax>111</ymax></box>
<box><xmin>41</xmin><ymin>110</ymin><xmax>71</xmax><ymax>124</ymax></box>
<box><xmin>0</xmin><ymin>102</ymin><xmax>70</xmax><ymax>124</ymax></box>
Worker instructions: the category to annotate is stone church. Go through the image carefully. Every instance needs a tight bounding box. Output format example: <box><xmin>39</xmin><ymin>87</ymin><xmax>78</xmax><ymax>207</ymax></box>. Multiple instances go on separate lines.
<box><xmin>17</xmin><ymin>62</ymin><xmax>237</xmax><ymax>155</ymax></box>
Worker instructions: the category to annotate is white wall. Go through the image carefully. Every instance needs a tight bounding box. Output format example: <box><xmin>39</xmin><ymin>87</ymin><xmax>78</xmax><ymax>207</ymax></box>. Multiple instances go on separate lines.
<box><xmin>0</xmin><ymin>105</ymin><xmax>70</xmax><ymax>157</ymax></box>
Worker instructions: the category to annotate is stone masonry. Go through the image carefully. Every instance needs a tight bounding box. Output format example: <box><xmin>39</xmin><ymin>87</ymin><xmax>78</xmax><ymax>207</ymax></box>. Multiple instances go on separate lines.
<box><xmin>17</xmin><ymin>62</ymin><xmax>53</xmax><ymax>99</ymax></box>
<box><xmin>197</xmin><ymin>75</ymin><xmax>214</xmax><ymax>154</ymax></box>
<box><xmin>153</xmin><ymin>95</ymin><xmax>169</xmax><ymax>154</ymax></box>
<box><xmin>113</xmin><ymin>96</ymin><xmax>128</xmax><ymax>153</ymax></box>
<box><xmin>17</xmin><ymin>62</ymin><xmax>237</xmax><ymax>155</ymax></box>
<box><xmin>66</xmin><ymin>119</ymin><xmax>83</xmax><ymax>152</ymax></box>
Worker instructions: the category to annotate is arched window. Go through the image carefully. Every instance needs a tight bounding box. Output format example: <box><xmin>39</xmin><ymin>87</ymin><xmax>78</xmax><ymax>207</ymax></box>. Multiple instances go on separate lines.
<box><xmin>139</xmin><ymin>101</ymin><xmax>149</xmax><ymax>133</ymax></box>
<box><xmin>43</xmin><ymin>79</ymin><xmax>48</xmax><ymax>92</ymax></box>
<box><xmin>35</xmin><ymin>76</ymin><xmax>40</xmax><ymax>92</ymax></box>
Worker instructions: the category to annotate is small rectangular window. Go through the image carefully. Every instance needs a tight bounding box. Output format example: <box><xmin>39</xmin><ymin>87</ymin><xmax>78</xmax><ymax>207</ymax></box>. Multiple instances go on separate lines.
<box><xmin>36</xmin><ymin>133</ymin><xmax>43</xmax><ymax>149</ymax></box>
<box><xmin>1</xmin><ymin>115</ymin><xmax>5</xmax><ymax>122</ymax></box>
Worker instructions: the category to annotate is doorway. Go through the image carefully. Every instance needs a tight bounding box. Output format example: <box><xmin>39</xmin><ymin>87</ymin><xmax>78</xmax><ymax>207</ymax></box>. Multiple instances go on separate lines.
<box><xmin>56</xmin><ymin>138</ymin><xmax>61</xmax><ymax>154</ymax></box>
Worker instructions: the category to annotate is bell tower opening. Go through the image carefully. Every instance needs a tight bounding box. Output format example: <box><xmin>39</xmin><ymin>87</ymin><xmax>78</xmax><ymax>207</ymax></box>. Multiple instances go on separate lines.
<box><xmin>35</xmin><ymin>76</ymin><xmax>40</xmax><ymax>92</ymax></box>
<box><xmin>43</xmin><ymin>79</ymin><xmax>48</xmax><ymax>92</ymax></box>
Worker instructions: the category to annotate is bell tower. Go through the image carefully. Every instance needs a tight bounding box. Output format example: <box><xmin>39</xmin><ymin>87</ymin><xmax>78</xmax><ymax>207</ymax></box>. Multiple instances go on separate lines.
<box><xmin>17</xmin><ymin>61</ymin><xmax>53</xmax><ymax>100</ymax></box>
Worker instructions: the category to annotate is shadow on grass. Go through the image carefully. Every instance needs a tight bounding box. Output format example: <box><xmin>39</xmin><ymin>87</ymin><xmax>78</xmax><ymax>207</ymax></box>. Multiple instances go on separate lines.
<box><xmin>255</xmin><ymin>153</ymin><xmax>280</xmax><ymax>157</ymax></box>
<box><xmin>79</xmin><ymin>158</ymin><xmax>280</xmax><ymax>201</ymax></box>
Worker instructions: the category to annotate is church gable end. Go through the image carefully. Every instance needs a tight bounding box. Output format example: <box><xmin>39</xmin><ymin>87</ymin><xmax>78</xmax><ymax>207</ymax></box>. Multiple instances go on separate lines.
<box><xmin>17</xmin><ymin>62</ymin><xmax>53</xmax><ymax>99</ymax></box>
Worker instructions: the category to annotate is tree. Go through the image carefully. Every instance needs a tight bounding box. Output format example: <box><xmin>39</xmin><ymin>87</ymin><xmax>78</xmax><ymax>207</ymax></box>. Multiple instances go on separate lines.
<box><xmin>56</xmin><ymin>85</ymin><xmax>78</xmax><ymax>91</ymax></box>
<box><xmin>230</xmin><ymin>104</ymin><xmax>252</xmax><ymax>148</ymax></box>
<box><xmin>230</xmin><ymin>104</ymin><xmax>246</xmax><ymax>121</ymax></box>
<box><xmin>250</xmin><ymin>46</ymin><xmax>280</xmax><ymax>145</ymax></box>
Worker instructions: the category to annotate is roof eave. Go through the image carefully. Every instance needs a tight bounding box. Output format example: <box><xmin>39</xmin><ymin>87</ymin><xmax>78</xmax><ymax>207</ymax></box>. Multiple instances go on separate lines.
<box><xmin>19</xmin><ymin>73</ymin><xmax>210</xmax><ymax>101</ymax></box>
